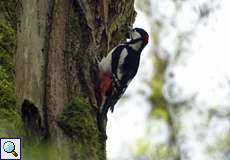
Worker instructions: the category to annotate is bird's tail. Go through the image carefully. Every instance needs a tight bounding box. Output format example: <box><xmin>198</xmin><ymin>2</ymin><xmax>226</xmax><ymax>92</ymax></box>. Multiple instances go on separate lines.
<box><xmin>97</xmin><ymin>100</ymin><xmax>110</xmax><ymax>139</ymax></box>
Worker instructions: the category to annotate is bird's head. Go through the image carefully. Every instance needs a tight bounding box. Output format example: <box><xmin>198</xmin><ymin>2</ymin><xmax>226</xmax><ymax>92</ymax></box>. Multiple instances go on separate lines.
<box><xmin>126</xmin><ymin>27</ymin><xmax>149</xmax><ymax>44</ymax></box>
<box><xmin>126</xmin><ymin>27</ymin><xmax>149</xmax><ymax>51</ymax></box>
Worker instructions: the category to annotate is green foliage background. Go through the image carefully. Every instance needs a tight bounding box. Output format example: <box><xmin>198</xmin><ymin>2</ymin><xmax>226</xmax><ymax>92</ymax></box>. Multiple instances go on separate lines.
<box><xmin>0</xmin><ymin>0</ymin><xmax>23</xmax><ymax>137</ymax></box>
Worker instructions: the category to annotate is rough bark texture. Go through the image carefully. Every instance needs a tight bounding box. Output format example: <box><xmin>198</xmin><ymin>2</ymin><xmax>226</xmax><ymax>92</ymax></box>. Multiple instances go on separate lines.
<box><xmin>16</xmin><ymin>0</ymin><xmax>48</xmax><ymax>133</ymax></box>
<box><xmin>16</xmin><ymin>0</ymin><xmax>136</xmax><ymax>159</ymax></box>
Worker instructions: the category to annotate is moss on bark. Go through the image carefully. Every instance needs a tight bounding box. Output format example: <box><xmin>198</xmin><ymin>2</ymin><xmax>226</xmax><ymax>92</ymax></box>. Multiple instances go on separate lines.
<box><xmin>58</xmin><ymin>97</ymin><xmax>105</xmax><ymax>160</ymax></box>
<box><xmin>0</xmin><ymin>0</ymin><xmax>19</xmax><ymax>138</ymax></box>
<box><xmin>0</xmin><ymin>108</ymin><xmax>23</xmax><ymax>137</ymax></box>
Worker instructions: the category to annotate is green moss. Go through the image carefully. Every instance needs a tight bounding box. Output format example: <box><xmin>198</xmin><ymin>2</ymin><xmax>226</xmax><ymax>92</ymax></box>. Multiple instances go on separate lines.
<box><xmin>0</xmin><ymin>9</ymin><xmax>16</xmax><ymax>137</ymax></box>
<box><xmin>58</xmin><ymin>97</ymin><xmax>105</xmax><ymax>160</ymax></box>
<box><xmin>22</xmin><ymin>140</ymin><xmax>49</xmax><ymax>160</ymax></box>
<box><xmin>0</xmin><ymin>0</ymin><xmax>17</xmax><ymax>28</ymax></box>
<box><xmin>0</xmin><ymin>10</ymin><xmax>16</xmax><ymax>77</ymax></box>
<box><xmin>0</xmin><ymin>21</ymin><xmax>16</xmax><ymax>54</ymax></box>
<box><xmin>0</xmin><ymin>13</ymin><xmax>16</xmax><ymax>110</ymax></box>
<box><xmin>58</xmin><ymin>97</ymin><xmax>94</xmax><ymax>137</ymax></box>
<box><xmin>0</xmin><ymin>0</ymin><xmax>19</xmax><ymax>138</ymax></box>
<box><xmin>0</xmin><ymin>108</ymin><xmax>23</xmax><ymax>137</ymax></box>
<box><xmin>0</xmin><ymin>68</ymin><xmax>15</xmax><ymax>109</ymax></box>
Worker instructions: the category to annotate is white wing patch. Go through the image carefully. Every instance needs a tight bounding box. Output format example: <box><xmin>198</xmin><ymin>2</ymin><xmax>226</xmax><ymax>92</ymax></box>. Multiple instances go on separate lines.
<box><xmin>117</xmin><ymin>48</ymin><xmax>128</xmax><ymax>80</ymax></box>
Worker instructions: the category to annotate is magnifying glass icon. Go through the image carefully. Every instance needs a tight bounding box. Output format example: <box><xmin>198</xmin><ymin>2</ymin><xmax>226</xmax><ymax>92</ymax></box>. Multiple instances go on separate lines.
<box><xmin>3</xmin><ymin>141</ymin><xmax>18</xmax><ymax>157</ymax></box>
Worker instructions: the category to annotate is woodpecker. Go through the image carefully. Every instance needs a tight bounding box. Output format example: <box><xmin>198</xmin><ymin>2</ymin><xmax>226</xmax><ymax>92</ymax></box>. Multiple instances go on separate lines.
<box><xmin>98</xmin><ymin>28</ymin><xmax>149</xmax><ymax>138</ymax></box>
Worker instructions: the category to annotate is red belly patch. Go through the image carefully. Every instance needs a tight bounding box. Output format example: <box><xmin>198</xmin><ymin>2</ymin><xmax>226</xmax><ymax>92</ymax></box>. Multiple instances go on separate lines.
<box><xmin>100</xmin><ymin>73</ymin><xmax>112</xmax><ymax>96</ymax></box>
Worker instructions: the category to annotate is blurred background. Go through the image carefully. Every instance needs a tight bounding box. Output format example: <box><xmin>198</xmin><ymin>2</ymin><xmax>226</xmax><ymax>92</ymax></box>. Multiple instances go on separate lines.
<box><xmin>106</xmin><ymin>0</ymin><xmax>230</xmax><ymax>160</ymax></box>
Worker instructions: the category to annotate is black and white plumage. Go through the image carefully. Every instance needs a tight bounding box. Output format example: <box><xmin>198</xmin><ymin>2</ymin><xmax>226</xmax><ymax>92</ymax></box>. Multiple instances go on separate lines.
<box><xmin>98</xmin><ymin>28</ymin><xmax>149</xmax><ymax>138</ymax></box>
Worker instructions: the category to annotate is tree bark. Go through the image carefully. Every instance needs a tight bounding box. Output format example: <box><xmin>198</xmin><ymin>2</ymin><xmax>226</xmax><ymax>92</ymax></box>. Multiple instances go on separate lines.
<box><xmin>16</xmin><ymin>0</ymin><xmax>136</xmax><ymax>159</ymax></box>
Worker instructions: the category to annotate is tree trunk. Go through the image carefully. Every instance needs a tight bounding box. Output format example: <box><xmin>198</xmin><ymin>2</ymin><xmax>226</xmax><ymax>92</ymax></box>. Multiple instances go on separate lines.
<box><xmin>16</xmin><ymin>0</ymin><xmax>136</xmax><ymax>159</ymax></box>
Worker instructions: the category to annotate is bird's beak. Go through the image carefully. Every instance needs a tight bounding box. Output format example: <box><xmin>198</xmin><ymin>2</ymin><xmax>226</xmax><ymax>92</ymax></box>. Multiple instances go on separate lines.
<box><xmin>128</xmin><ymin>26</ymin><xmax>133</xmax><ymax>31</ymax></box>
<box><xmin>126</xmin><ymin>32</ymin><xmax>131</xmax><ymax>39</ymax></box>
<box><xmin>126</xmin><ymin>27</ymin><xmax>133</xmax><ymax>39</ymax></box>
